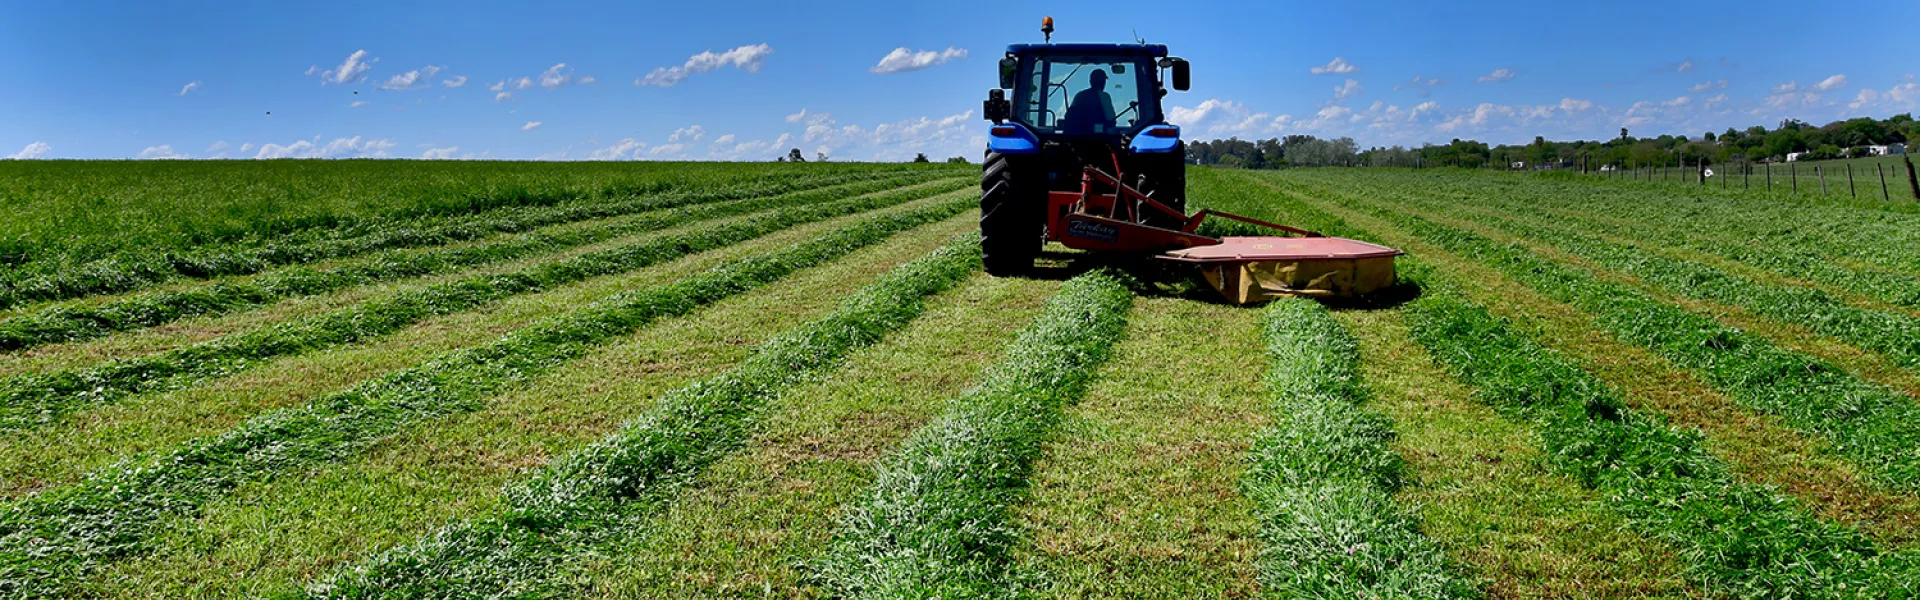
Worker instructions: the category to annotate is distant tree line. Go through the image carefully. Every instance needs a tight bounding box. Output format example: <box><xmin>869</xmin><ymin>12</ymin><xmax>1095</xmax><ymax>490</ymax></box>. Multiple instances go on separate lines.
<box><xmin>1187</xmin><ymin>113</ymin><xmax>1918</xmax><ymax>169</ymax></box>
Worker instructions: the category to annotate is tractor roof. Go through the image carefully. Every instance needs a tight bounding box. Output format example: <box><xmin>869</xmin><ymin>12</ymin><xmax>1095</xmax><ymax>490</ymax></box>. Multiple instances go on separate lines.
<box><xmin>1005</xmin><ymin>43</ymin><xmax>1168</xmax><ymax>57</ymax></box>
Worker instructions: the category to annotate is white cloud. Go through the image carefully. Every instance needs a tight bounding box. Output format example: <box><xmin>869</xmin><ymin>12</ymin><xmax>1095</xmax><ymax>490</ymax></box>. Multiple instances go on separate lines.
<box><xmin>638</xmin><ymin>43</ymin><xmax>773</xmax><ymax>87</ymax></box>
<box><xmin>178</xmin><ymin>81</ymin><xmax>201</xmax><ymax>96</ymax></box>
<box><xmin>422</xmin><ymin>146</ymin><xmax>460</xmax><ymax>159</ymax></box>
<box><xmin>1772</xmin><ymin>80</ymin><xmax>1800</xmax><ymax>93</ymax></box>
<box><xmin>538</xmin><ymin>63</ymin><xmax>572</xmax><ymax>89</ymax></box>
<box><xmin>1705</xmin><ymin>94</ymin><xmax>1730</xmax><ymax>109</ymax></box>
<box><xmin>206</xmin><ymin>141</ymin><xmax>230</xmax><ymax>154</ymax></box>
<box><xmin>1559</xmin><ymin>98</ymin><xmax>1594</xmax><ymax>112</ymax></box>
<box><xmin>669</xmin><ymin>125</ymin><xmax>705</xmax><ymax>143</ymax></box>
<box><xmin>588</xmin><ymin>138</ymin><xmax>647</xmax><ymax>160</ymax></box>
<box><xmin>1477</xmin><ymin>68</ymin><xmax>1516</xmax><ymax>83</ymax></box>
<box><xmin>577</xmin><ymin>75</ymin><xmax>596</xmax><ymax>85</ymax></box>
<box><xmin>785</xmin><ymin>109</ymin><xmax>833</xmax><ymax>126</ymax></box>
<box><xmin>494</xmin><ymin>92</ymin><xmax>512</xmax><ymax>102</ymax></box>
<box><xmin>488</xmin><ymin>80</ymin><xmax>505</xmax><ymax>92</ymax></box>
<box><xmin>1813</xmin><ymin>74</ymin><xmax>1848</xmax><ymax>91</ymax></box>
<box><xmin>316</xmin><ymin>50</ymin><xmax>376</xmax><ymax>85</ymax></box>
<box><xmin>443</xmin><ymin>75</ymin><xmax>468</xmax><ymax>88</ymax></box>
<box><xmin>239</xmin><ymin>143</ymin><xmax>254</xmax><ymax>153</ymax></box>
<box><xmin>1673</xmin><ymin>59</ymin><xmax>1696</xmax><ymax>73</ymax></box>
<box><xmin>649</xmin><ymin>144</ymin><xmax>686</xmax><ymax>158</ymax></box>
<box><xmin>522</xmin><ymin>121</ymin><xmax>543</xmax><ymax>131</ymax></box>
<box><xmin>710</xmin><ymin>134</ymin><xmax>736</xmax><ymax>146</ymax></box>
<box><xmin>1689</xmin><ymin>80</ymin><xmax>1729</xmax><ymax>92</ymax></box>
<box><xmin>349</xmin><ymin>100</ymin><xmax>370</xmax><ymax>107</ymax></box>
<box><xmin>1395</xmin><ymin>76</ymin><xmax>1446</xmax><ymax>96</ymax></box>
<box><xmin>1309</xmin><ymin>57</ymin><xmax>1358</xmax><ymax>75</ymax></box>
<box><xmin>137</xmin><ymin>145</ymin><xmax>187</xmax><ymax>160</ymax></box>
<box><xmin>6</xmin><ymin>142</ymin><xmax>50</xmax><ymax>159</ymax></box>
<box><xmin>378</xmin><ymin>65</ymin><xmax>442</xmax><ymax>90</ymax></box>
<box><xmin>513</xmin><ymin>77</ymin><xmax>534</xmax><ymax>90</ymax></box>
<box><xmin>1850</xmin><ymin>82</ymin><xmax>1920</xmax><ymax>110</ymax></box>
<box><xmin>254</xmin><ymin>136</ymin><xmax>396</xmax><ymax>159</ymax></box>
<box><xmin>1661</xmin><ymin>96</ymin><xmax>1692</xmax><ymax>107</ymax></box>
<box><xmin>1333</xmin><ymin>79</ymin><xmax>1363</xmax><ymax>101</ymax></box>
<box><xmin>870</xmin><ymin>47</ymin><xmax>968</xmax><ymax>74</ymax></box>
<box><xmin>1168</xmin><ymin>99</ymin><xmax>1240</xmax><ymax>126</ymax></box>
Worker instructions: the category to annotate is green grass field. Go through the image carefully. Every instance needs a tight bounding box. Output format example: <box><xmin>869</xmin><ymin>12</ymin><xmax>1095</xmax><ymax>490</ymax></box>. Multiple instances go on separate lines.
<box><xmin>3</xmin><ymin>160</ymin><xmax>1920</xmax><ymax>599</ymax></box>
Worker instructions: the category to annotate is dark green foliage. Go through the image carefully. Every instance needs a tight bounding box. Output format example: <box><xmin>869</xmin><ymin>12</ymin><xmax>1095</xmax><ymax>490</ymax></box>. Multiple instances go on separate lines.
<box><xmin>0</xmin><ymin>174</ymin><xmax>961</xmax><ymax>352</ymax></box>
<box><xmin>813</xmin><ymin>271</ymin><xmax>1133</xmax><ymax>599</ymax></box>
<box><xmin>0</xmin><ymin>184</ymin><xmax>968</xmax><ymax>431</ymax></box>
<box><xmin>1245</xmin><ymin>298</ymin><xmax>1473</xmax><ymax>599</ymax></box>
<box><xmin>0</xmin><ymin>198</ymin><xmax>973</xmax><ymax>597</ymax></box>
<box><xmin>298</xmin><ymin>235</ymin><xmax>985</xmax><ymax>599</ymax></box>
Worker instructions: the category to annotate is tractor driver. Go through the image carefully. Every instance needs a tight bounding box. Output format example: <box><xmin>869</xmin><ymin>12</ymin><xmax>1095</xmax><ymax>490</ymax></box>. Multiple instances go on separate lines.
<box><xmin>1062</xmin><ymin>68</ymin><xmax>1116</xmax><ymax>134</ymax></box>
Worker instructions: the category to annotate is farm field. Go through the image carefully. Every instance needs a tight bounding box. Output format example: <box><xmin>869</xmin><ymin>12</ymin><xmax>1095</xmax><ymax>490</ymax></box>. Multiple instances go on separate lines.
<box><xmin>4</xmin><ymin>160</ymin><xmax>1920</xmax><ymax>599</ymax></box>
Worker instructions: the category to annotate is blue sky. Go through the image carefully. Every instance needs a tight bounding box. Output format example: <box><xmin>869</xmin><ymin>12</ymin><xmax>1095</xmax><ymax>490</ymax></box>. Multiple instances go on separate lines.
<box><xmin>3</xmin><ymin>0</ymin><xmax>1914</xmax><ymax>161</ymax></box>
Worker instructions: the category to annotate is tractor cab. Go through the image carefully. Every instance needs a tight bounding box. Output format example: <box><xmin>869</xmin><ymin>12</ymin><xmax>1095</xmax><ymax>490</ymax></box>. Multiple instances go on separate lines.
<box><xmin>994</xmin><ymin>44</ymin><xmax>1185</xmax><ymax>141</ymax></box>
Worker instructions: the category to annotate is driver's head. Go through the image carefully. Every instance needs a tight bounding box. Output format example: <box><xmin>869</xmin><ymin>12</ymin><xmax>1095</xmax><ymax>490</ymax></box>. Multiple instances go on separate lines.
<box><xmin>1089</xmin><ymin>69</ymin><xmax>1108</xmax><ymax>89</ymax></box>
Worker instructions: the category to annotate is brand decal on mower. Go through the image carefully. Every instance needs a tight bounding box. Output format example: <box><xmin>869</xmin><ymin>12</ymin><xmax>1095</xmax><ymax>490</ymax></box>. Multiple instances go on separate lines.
<box><xmin>1066</xmin><ymin>219</ymin><xmax>1120</xmax><ymax>243</ymax></box>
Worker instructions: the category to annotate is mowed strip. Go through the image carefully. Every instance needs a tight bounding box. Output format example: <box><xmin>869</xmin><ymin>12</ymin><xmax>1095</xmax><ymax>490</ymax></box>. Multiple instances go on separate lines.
<box><xmin>1010</xmin><ymin>296</ymin><xmax>1267</xmax><ymax>599</ymax></box>
<box><xmin>0</xmin><ymin>199</ymin><xmax>972</xmax><ymax>597</ymax></box>
<box><xmin>0</xmin><ymin>168</ymin><xmax>897</xmax><ymax>311</ymax></box>
<box><xmin>1236</xmin><ymin>171</ymin><xmax>1920</xmax><ymax>544</ymax></box>
<box><xmin>1235</xmin><ymin>298</ymin><xmax>1471</xmax><ymax>598</ymax></box>
<box><xmin>88</xmin><ymin>215</ymin><xmax>986</xmax><ymax>600</ymax></box>
<box><xmin>0</xmin><ymin>194</ymin><xmax>969</xmax><ymax>502</ymax></box>
<box><xmin>1256</xmin><ymin>171</ymin><xmax>1920</xmax><ymax>493</ymax></box>
<box><xmin>0</xmin><ymin>181</ymin><xmax>969</xmax><ymax>432</ymax></box>
<box><xmin>0</xmin><ymin>173</ymin><xmax>946</xmax><ymax>353</ymax></box>
<box><xmin>1407</xmin><ymin>278</ymin><xmax>1920</xmax><ymax>597</ymax></box>
<box><xmin>286</xmin><ymin>234</ymin><xmax>986</xmax><ymax>599</ymax></box>
<box><xmin>1341</xmin><ymin>308</ymin><xmax>1696</xmax><ymax>599</ymax></box>
<box><xmin>555</xmin><ymin>275</ymin><xmax>1056</xmax><ymax>600</ymax></box>
<box><xmin>813</xmin><ymin>271</ymin><xmax>1133</xmax><ymax>598</ymax></box>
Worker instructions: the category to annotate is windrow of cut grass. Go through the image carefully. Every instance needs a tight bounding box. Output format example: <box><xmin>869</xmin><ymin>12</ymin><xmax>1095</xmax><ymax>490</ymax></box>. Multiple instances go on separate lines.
<box><xmin>1296</xmin><ymin>173</ymin><xmax>1920</xmax><ymax>380</ymax></box>
<box><xmin>0</xmin><ymin>168</ymin><xmax>917</xmax><ymax>311</ymax></box>
<box><xmin>0</xmin><ymin>199</ymin><xmax>972</xmax><ymax>597</ymax></box>
<box><xmin>297</xmin><ymin>235</ymin><xmax>984</xmax><ymax>599</ymax></box>
<box><xmin>0</xmin><ymin>184</ymin><xmax>967</xmax><ymax>432</ymax></box>
<box><xmin>0</xmin><ymin>174</ymin><xmax>961</xmax><ymax>352</ymax></box>
<box><xmin>1341</xmin><ymin>171</ymin><xmax>1920</xmax><ymax>309</ymax></box>
<box><xmin>811</xmin><ymin>271</ymin><xmax>1133</xmax><ymax>599</ymax></box>
<box><xmin>1244</xmin><ymin>297</ymin><xmax>1471</xmax><ymax>599</ymax></box>
<box><xmin>1405</xmin><ymin>275</ymin><xmax>1920</xmax><ymax>598</ymax></box>
<box><xmin>1255</xmin><ymin>171</ymin><xmax>1920</xmax><ymax>493</ymax></box>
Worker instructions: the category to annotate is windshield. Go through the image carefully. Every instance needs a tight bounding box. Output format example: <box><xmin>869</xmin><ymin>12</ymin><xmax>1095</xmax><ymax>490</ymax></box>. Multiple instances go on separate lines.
<box><xmin>1014</xmin><ymin>55</ymin><xmax>1158</xmax><ymax>136</ymax></box>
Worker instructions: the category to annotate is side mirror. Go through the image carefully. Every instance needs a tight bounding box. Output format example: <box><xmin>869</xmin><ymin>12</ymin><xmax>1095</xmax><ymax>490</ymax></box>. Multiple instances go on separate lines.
<box><xmin>999</xmin><ymin>57</ymin><xmax>1018</xmax><ymax>89</ymax></box>
<box><xmin>1170</xmin><ymin>58</ymin><xmax>1190</xmax><ymax>91</ymax></box>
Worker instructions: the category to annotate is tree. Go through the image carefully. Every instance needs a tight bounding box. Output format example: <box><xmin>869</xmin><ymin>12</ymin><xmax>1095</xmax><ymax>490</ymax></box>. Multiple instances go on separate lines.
<box><xmin>913</xmin><ymin>153</ymin><xmax>930</xmax><ymax>163</ymax></box>
<box><xmin>946</xmin><ymin>156</ymin><xmax>969</xmax><ymax>164</ymax></box>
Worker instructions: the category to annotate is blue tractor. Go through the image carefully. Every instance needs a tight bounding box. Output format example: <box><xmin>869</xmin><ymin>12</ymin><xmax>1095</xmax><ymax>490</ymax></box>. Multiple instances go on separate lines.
<box><xmin>975</xmin><ymin>17</ymin><xmax>1404</xmax><ymax>303</ymax></box>
<box><xmin>978</xmin><ymin>17</ymin><xmax>1192</xmax><ymax>275</ymax></box>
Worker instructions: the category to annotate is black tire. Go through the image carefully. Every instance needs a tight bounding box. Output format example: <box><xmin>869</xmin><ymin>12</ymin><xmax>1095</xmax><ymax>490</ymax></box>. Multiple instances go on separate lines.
<box><xmin>1135</xmin><ymin>142</ymin><xmax>1188</xmax><ymax>228</ymax></box>
<box><xmin>980</xmin><ymin>151</ymin><xmax>1045</xmax><ymax>276</ymax></box>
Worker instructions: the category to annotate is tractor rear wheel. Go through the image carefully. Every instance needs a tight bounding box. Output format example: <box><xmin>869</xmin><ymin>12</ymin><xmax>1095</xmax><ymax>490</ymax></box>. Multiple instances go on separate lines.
<box><xmin>980</xmin><ymin>151</ymin><xmax>1045</xmax><ymax>275</ymax></box>
<box><xmin>1134</xmin><ymin>143</ymin><xmax>1188</xmax><ymax>229</ymax></box>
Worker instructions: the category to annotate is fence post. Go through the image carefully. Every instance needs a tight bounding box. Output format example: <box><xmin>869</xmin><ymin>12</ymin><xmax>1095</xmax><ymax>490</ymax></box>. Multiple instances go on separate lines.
<box><xmin>1766</xmin><ymin>162</ymin><xmax>1772</xmax><ymax>191</ymax></box>
<box><xmin>1848</xmin><ymin>164</ymin><xmax>1855</xmax><ymax>199</ymax></box>
<box><xmin>1745</xmin><ymin>162</ymin><xmax>1750</xmax><ymax>189</ymax></box>
<box><xmin>1792</xmin><ymin>163</ymin><xmax>1798</xmax><ymax>192</ymax></box>
<box><xmin>1906</xmin><ymin>154</ymin><xmax>1920</xmax><ymax>201</ymax></box>
<box><xmin>1818</xmin><ymin>165</ymin><xmax>1827</xmax><ymax>196</ymax></box>
<box><xmin>1880</xmin><ymin>164</ymin><xmax>1890</xmax><ymax>201</ymax></box>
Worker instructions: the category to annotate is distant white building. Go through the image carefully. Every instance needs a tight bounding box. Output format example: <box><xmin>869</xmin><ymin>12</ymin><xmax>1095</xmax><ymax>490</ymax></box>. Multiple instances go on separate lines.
<box><xmin>1865</xmin><ymin>143</ymin><xmax>1907</xmax><ymax>156</ymax></box>
<box><xmin>1786</xmin><ymin>152</ymin><xmax>1805</xmax><ymax>162</ymax></box>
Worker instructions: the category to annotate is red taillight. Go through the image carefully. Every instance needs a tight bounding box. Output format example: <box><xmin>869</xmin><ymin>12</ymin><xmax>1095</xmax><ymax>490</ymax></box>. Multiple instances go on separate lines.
<box><xmin>990</xmin><ymin>126</ymin><xmax>1019</xmax><ymax>136</ymax></box>
<box><xmin>1147</xmin><ymin>127</ymin><xmax>1180</xmax><ymax>138</ymax></box>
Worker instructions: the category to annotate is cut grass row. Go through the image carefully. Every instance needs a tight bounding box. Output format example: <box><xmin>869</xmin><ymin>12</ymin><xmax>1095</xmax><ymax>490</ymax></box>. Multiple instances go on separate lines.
<box><xmin>296</xmin><ymin>234</ymin><xmax>984</xmax><ymax>599</ymax></box>
<box><xmin>0</xmin><ymin>199</ymin><xmax>971</xmax><ymax>597</ymax></box>
<box><xmin>0</xmin><ymin>169</ymin><xmax>912</xmax><ymax>311</ymax></box>
<box><xmin>1405</xmin><ymin>273</ymin><xmax>1920</xmax><ymax>598</ymax></box>
<box><xmin>1303</xmin><ymin>173</ymin><xmax>1920</xmax><ymax>382</ymax></box>
<box><xmin>812</xmin><ymin>271</ymin><xmax>1133</xmax><ymax>598</ymax></box>
<box><xmin>0</xmin><ymin>174</ymin><xmax>958</xmax><ymax>352</ymax></box>
<box><xmin>560</xmin><ymin>274</ymin><xmax>1055</xmax><ymax>599</ymax></box>
<box><xmin>0</xmin><ymin>183</ymin><xmax>969</xmax><ymax>432</ymax></box>
<box><xmin>1251</xmin><ymin>171</ymin><xmax>1920</xmax><ymax>493</ymax></box>
<box><xmin>77</xmin><ymin>211</ymin><xmax>982</xmax><ymax>597</ymax></box>
<box><xmin>1355</xmin><ymin>172</ymin><xmax>1920</xmax><ymax>310</ymax></box>
<box><xmin>1219</xmin><ymin>170</ymin><xmax>1920</xmax><ymax>546</ymax></box>
<box><xmin>1244</xmin><ymin>297</ymin><xmax>1471</xmax><ymax>598</ymax></box>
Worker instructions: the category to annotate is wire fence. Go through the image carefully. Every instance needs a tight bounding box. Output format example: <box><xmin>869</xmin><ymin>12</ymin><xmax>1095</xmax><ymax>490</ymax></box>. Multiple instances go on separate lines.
<box><xmin>1582</xmin><ymin>154</ymin><xmax>1920</xmax><ymax>202</ymax></box>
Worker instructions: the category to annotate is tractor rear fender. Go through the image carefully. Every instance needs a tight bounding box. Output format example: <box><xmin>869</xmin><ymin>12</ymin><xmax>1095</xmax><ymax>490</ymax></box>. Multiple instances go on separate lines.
<box><xmin>986</xmin><ymin>122</ymin><xmax>1041</xmax><ymax>154</ymax></box>
<box><xmin>1129</xmin><ymin>124</ymin><xmax>1181</xmax><ymax>153</ymax></box>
